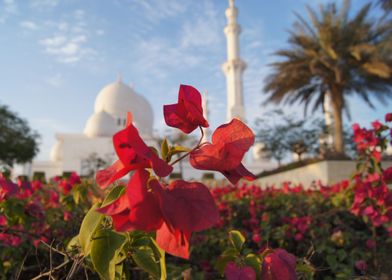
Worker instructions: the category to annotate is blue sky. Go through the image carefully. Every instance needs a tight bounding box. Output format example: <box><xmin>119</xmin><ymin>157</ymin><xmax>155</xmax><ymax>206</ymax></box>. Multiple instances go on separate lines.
<box><xmin>0</xmin><ymin>0</ymin><xmax>390</xmax><ymax>160</ymax></box>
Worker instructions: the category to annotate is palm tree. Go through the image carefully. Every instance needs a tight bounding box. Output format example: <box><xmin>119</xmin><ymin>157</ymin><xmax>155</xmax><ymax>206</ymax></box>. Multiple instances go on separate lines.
<box><xmin>263</xmin><ymin>0</ymin><xmax>392</xmax><ymax>156</ymax></box>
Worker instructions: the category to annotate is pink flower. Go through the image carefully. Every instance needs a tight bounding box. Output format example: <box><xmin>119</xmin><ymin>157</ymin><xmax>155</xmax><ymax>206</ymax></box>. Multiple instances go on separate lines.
<box><xmin>252</xmin><ymin>233</ymin><xmax>261</xmax><ymax>244</ymax></box>
<box><xmin>383</xmin><ymin>167</ymin><xmax>392</xmax><ymax>183</ymax></box>
<box><xmin>0</xmin><ymin>215</ymin><xmax>7</xmax><ymax>226</ymax></box>
<box><xmin>355</xmin><ymin>260</ymin><xmax>367</xmax><ymax>272</ymax></box>
<box><xmin>64</xmin><ymin>211</ymin><xmax>72</xmax><ymax>221</ymax></box>
<box><xmin>366</xmin><ymin>239</ymin><xmax>376</xmax><ymax>249</ymax></box>
<box><xmin>371</xmin><ymin>120</ymin><xmax>383</xmax><ymax>131</ymax></box>
<box><xmin>385</xmin><ymin>113</ymin><xmax>392</xmax><ymax>122</ymax></box>
<box><xmin>224</xmin><ymin>261</ymin><xmax>256</xmax><ymax>280</ymax></box>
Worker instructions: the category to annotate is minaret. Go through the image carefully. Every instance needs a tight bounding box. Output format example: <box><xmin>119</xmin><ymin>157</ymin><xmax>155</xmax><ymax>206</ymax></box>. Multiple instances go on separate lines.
<box><xmin>222</xmin><ymin>0</ymin><xmax>246</xmax><ymax>122</ymax></box>
<box><xmin>201</xmin><ymin>91</ymin><xmax>210</xmax><ymax>143</ymax></box>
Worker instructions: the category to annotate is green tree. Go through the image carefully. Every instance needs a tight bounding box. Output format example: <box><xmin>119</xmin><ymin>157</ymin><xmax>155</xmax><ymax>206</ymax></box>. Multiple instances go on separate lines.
<box><xmin>0</xmin><ymin>104</ymin><xmax>40</xmax><ymax>167</ymax></box>
<box><xmin>256</xmin><ymin>109</ymin><xmax>319</xmax><ymax>165</ymax></box>
<box><xmin>256</xmin><ymin>110</ymin><xmax>358</xmax><ymax>165</ymax></box>
<box><xmin>263</xmin><ymin>0</ymin><xmax>392</xmax><ymax>156</ymax></box>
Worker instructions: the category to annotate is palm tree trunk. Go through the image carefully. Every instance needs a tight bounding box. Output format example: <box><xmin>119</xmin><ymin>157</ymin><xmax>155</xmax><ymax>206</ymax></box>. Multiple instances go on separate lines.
<box><xmin>330</xmin><ymin>89</ymin><xmax>344</xmax><ymax>155</ymax></box>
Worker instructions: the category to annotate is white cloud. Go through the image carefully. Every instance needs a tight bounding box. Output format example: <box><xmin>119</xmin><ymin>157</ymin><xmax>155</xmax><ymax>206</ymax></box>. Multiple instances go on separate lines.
<box><xmin>96</xmin><ymin>29</ymin><xmax>105</xmax><ymax>36</ymax></box>
<box><xmin>0</xmin><ymin>0</ymin><xmax>17</xmax><ymax>23</ymax></box>
<box><xmin>46</xmin><ymin>73</ymin><xmax>63</xmax><ymax>87</ymax></box>
<box><xmin>180</xmin><ymin>1</ymin><xmax>222</xmax><ymax>48</ymax></box>
<box><xmin>30</xmin><ymin>0</ymin><xmax>59</xmax><ymax>10</ymax></box>
<box><xmin>132</xmin><ymin>37</ymin><xmax>203</xmax><ymax>81</ymax></box>
<box><xmin>20</xmin><ymin>20</ymin><xmax>39</xmax><ymax>30</ymax></box>
<box><xmin>129</xmin><ymin>0</ymin><xmax>188</xmax><ymax>23</ymax></box>
<box><xmin>39</xmin><ymin>10</ymin><xmax>98</xmax><ymax>64</ymax></box>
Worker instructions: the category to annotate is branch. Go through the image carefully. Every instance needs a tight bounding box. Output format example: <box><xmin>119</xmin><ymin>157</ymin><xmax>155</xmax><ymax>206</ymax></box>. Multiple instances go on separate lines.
<box><xmin>170</xmin><ymin>126</ymin><xmax>205</xmax><ymax>166</ymax></box>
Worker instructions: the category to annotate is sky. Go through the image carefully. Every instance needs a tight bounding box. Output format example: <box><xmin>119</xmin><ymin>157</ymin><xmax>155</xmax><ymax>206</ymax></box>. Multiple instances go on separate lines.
<box><xmin>0</xmin><ymin>0</ymin><xmax>390</xmax><ymax>160</ymax></box>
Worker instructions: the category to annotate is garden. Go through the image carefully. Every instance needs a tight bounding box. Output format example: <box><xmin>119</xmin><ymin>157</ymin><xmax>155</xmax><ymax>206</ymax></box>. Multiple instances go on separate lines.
<box><xmin>1</xmin><ymin>83</ymin><xmax>392</xmax><ymax>279</ymax></box>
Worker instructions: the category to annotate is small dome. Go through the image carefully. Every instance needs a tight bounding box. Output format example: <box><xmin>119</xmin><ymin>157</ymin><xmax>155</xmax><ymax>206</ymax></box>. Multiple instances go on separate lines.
<box><xmin>84</xmin><ymin>111</ymin><xmax>117</xmax><ymax>138</ymax></box>
<box><xmin>94</xmin><ymin>80</ymin><xmax>154</xmax><ymax>136</ymax></box>
<box><xmin>50</xmin><ymin>141</ymin><xmax>63</xmax><ymax>162</ymax></box>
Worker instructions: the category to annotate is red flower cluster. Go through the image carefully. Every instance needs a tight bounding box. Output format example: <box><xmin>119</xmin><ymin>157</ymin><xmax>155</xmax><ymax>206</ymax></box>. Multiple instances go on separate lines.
<box><xmin>96</xmin><ymin>85</ymin><xmax>256</xmax><ymax>258</ymax></box>
<box><xmin>350</xmin><ymin>114</ymin><xmax>392</xmax><ymax>228</ymax></box>
<box><xmin>352</xmin><ymin>123</ymin><xmax>380</xmax><ymax>154</ymax></box>
<box><xmin>0</xmin><ymin>174</ymin><xmax>17</xmax><ymax>201</ymax></box>
<box><xmin>53</xmin><ymin>172</ymin><xmax>81</xmax><ymax>195</ymax></box>
<box><xmin>283</xmin><ymin>216</ymin><xmax>312</xmax><ymax>241</ymax></box>
<box><xmin>351</xmin><ymin>177</ymin><xmax>392</xmax><ymax>227</ymax></box>
<box><xmin>0</xmin><ymin>174</ymin><xmax>79</xmax><ymax>248</ymax></box>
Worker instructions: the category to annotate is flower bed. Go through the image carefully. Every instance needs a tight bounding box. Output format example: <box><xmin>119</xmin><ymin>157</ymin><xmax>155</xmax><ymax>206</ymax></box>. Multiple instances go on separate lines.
<box><xmin>1</xmin><ymin>86</ymin><xmax>391</xmax><ymax>279</ymax></box>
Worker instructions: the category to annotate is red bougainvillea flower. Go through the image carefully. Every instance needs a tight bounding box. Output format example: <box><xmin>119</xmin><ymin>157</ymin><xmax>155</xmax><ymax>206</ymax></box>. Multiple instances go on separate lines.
<box><xmin>383</xmin><ymin>166</ymin><xmax>392</xmax><ymax>184</ymax></box>
<box><xmin>98</xmin><ymin>169</ymin><xmax>219</xmax><ymax>259</ymax></box>
<box><xmin>385</xmin><ymin>113</ymin><xmax>392</xmax><ymax>122</ymax></box>
<box><xmin>97</xmin><ymin>169</ymin><xmax>164</xmax><ymax>232</ymax></box>
<box><xmin>151</xmin><ymin>179</ymin><xmax>219</xmax><ymax>259</ymax></box>
<box><xmin>261</xmin><ymin>249</ymin><xmax>297</xmax><ymax>280</ymax></box>
<box><xmin>55</xmin><ymin>172</ymin><xmax>81</xmax><ymax>195</ymax></box>
<box><xmin>0</xmin><ymin>174</ymin><xmax>17</xmax><ymax>201</ymax></box>
<box><xmin>355</xmin><ymin>260</ymin><xmax>368</xmax><ymax>272</ymax></box>
<box><xmin>163</xmin><ymin>84</ymin><xmax>209</xmax><ymax>134</ymax></box>
<box><xmin>96</xmin><ymin>113</ymin><xmax>172</xmax><ymax>188</ymax></box>
<box><xmin>98</xmin><ymin>169</ymin><xmax>219</xmax><ymax>258</ymax></box>
<box><xmin>190</xmin><ymin>118</ymin><xmax>256</xmax><ymax>184</ymax></box>
<box><xmin>224</xmin><ymin>261</ymin><xmax>256</xmax><ymax>280</ymax></box>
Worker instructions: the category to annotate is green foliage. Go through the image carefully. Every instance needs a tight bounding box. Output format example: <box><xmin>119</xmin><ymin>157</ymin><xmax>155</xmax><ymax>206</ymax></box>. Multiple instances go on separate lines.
<box><xmin>229</xmin><ymin>230</ymin><xmax>245</xmax><ymax>252</ymax></box>
<box><xmin>79</xmin><ymin>203</ymin><xmax>104</xmax><ymax>256</ymax></box>
<box><xmin>90</xmin><ymin>229</ymin><xmax>127</xmax><ymax>280</ymax></box>
<box><xmin>0</xmin><ymin>103</ymin><xmax>40</xmax><ymax>166</ymax></box>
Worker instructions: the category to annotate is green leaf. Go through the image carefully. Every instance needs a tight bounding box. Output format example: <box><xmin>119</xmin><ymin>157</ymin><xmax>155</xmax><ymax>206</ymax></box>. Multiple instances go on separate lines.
<box><xmin>132</xmin><ymin>246</ymin><xmax>160</xmax><ymax>279</ymax></box>
<box><xmin>114</xmin><ymin>263</ymin><xmax>124</xmax><ymax>280</ymax></box>
<box><xmin>221</xmin><ymin>247</ymin><xmax>239</xmax><ymax>257</ymax></box>
<box><xmin>244</xmin><ymin>254</ymin><xmax>261</xmax><ymax>279</ymax></box>
<box><xmin>79</xmin><ymin>203</ymin><xmax>104</xmax><ymax>256</ymax></box>
<box><xmin>91</xmin><ymin>229</ymin><xmax>126</xmax><ymax>280</ymax></box>
<box><xmin>326</xmin><ymin>254</ymin><xmax>337</xmax><ymax>270</ymax></box>
<box><xmin>229</xmin><ymin>230</ymin><xmax>245</xmax><ymax>252</ymax></box>
<box><xmin>296</xmin><ymin>262</ymin><xmax>315</xmax><ymax>278</ymax></box>
<box><xmin>150</xmin><ymin>237</ymin><xmax>167</xmax><ymax>280</ymax></box>
<box><xmin>101</xmin><ymin>185</ymin><xmax>125</xmax><ymax>207</ymax></box>
<box><xmin>161</xmin><ymin>138</ymin><xmax>169</xmax><ymax>161</ymax></box>
<box><xmin>66</xmin><ymin>235</ymin><xmax>80</xmax><ymax>252</ymax></box>
<box><xmin>337</xmin><ymin>249</ymin><xmax>346</xmax><ymax>261</ymax></box>
<box><xmin>72</xmin><ymin>186</ymin><xmax>81</xmax><ymax>204</ymax></box>
<box><xmin>170</xmin><ymin>145</ymin><xmax>191</xmax><ymax>155</ymax></box>
<box><xmin>130</xmin><ymin>235</ymin><xmax>151</xmax><ymax>248</ymax></box>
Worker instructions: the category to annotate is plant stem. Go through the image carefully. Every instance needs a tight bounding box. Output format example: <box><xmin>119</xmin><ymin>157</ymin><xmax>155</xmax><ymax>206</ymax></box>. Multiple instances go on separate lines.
<box><xmin>170</xmin><ymin>126</ymin><xmax>205</xmax><ymax>167</ymax></box>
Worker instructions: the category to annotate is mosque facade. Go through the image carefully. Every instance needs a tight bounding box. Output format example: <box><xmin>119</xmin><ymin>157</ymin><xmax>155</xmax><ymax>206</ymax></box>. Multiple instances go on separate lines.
<box><xmin>30</xmin><ymin>0</ymin><xmax>272</xmax><ymax>180</ymax></box>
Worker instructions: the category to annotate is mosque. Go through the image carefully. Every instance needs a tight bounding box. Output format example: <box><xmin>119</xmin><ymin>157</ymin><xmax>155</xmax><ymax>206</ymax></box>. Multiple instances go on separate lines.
<box><xmin>30</xmin><ymin>0</ymin><xmax>273</xmax><ymax>180</ymax></box>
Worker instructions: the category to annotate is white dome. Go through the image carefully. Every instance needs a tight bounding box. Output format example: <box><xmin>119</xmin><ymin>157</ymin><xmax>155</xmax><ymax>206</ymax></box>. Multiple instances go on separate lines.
<box><xmin>50</xmin><ymin>141</ymin><xmax>63</xmax><ymax>162</ymax></box>
<box><xmin>84</xmin><ymin>111</ymin><xmax>117</xmax><ymax>138</ymax></box>
<box><xmin>94</xmin><ymin>80</ymin><xmax>154</xmax><ymax>135</ymax></box>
